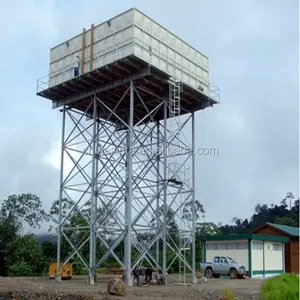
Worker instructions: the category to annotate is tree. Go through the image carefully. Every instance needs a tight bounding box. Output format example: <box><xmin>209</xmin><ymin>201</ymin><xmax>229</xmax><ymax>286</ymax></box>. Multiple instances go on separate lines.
<box><xmin>48</xmin><ymin>198</ymin><xmax>117</xmax><ymax>264</ymax></box>
<box><xmin>196</xmin><ymin>222</ymin><xmax>222</xmax><ymax>236</ymax></box>
<box><xmin>0</xmin><ymin>214</ymin><xmax>19</xmax><ymax>251</ymax></box>
<box><xmin>150</xmin><ymin>205</ymin><xmax>179</xmax><ymax>233</ymax></box>
<box><xmin>283</xmin><ymin>192</ymin><xmax>295</xmax><ymax>210</ymax></box>
<box><xmin>294</xmin><ymin>198</ymin><xmax>299</xmax><ymax>212</ymax></box>
<box><xmin>48</xmin><ymin>198</ymin><xmax>117</xmax><ymax>234</ymax></box>
<box><xmin>41</xmin><ymin>241</ymin><xmax>57</xmax><ymax>263</ymax></box>
<box><xmin>182</xmin><ymin>199</ymin><xmax>205</xmax><ymax>222</ymax></box>
<box><xmin>274</xmin><ymin>216</ymin><xmax>298</xmax><ymax>227</ymax></box>
<box><xmin>6</xmin><ymin>235</ymin><xmax>46</xmax><ymax>276</ymax></box>
<box><xmin>0</xmin><ymin>193</ymin><xmax>48</xmax><ymax>234</ymax></box>
<box><xmin>219</xmin><ymin>192</ymin><xmax>299</xmax><ymax>235</ymax></box>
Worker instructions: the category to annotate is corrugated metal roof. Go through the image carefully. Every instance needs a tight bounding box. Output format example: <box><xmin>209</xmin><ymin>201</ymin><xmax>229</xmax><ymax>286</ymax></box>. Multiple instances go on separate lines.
<box><xmin>267</xmin><ymin>222</ymin><xmax>300</xmax><ymax>237</ymax></box>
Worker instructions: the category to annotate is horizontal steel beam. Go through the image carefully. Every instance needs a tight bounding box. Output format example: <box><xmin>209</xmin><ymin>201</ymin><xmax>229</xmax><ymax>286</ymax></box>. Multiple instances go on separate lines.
<box><xmin>52</xmin><ymin>66</ymin><xmax>152</xmax><ymax>109</ymax></box>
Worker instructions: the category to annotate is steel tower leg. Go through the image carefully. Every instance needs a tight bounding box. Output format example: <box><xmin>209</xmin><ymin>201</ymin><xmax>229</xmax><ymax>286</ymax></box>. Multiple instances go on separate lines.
<box><xmin>124</xmin><ymin>81</ymin><xmax>134</xmax><ymax>286</ymax></box>
<box><xmin>88</xmin><ymin>94</ymin><xmax>97</xmax><ymax>284</ymax></box>
<box><xmin>56</xmin><ymin>105</ymin><xmax>66</xmax><ymax>281</ymax></box>
<box><xmin>53</xmin><ymin>77</ymin><xmax>199</xmax><ymax>285</ymax></box>
<box><xmin>192</xmin><ymin>112</ymin><xmax>197</xmax><ymax>283</ymax></box>
<box><xmin>93</xmin><ymin>112</ymin><xmax>99</xmax><ymax>274</ymax></box>
<box><xmin>156</xmin><ymin>121</ymin><xmax>160</xmax><ymax>269</ymax></box>
<box><xmin>163</xmin><ymin>98</ymin><xmax>167</xmax><ymax>276</ymax></box>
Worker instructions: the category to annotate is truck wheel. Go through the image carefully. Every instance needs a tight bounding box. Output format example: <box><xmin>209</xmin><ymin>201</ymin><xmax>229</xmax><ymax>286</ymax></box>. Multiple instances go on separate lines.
<box><xmin>229</xmin><ymin>269</ymin><xmax>237</xmax><ymax>279</ymax></box>
<box><xmin>205</xmin><ymin>268</ymin><xmax>213</xmax><ymax>279</ymax></box>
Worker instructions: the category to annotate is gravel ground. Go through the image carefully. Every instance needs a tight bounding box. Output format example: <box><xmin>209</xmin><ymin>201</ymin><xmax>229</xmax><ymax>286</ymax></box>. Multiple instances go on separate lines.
<box><xmin>0</xmin><ymin>275</ymin><xmax>264</xmax><ymax>299</ymax></box>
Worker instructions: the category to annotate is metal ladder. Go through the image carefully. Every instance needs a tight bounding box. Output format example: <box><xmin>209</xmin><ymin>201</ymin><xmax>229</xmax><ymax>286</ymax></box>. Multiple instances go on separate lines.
<box><xmin>169</xmin><ymin>77</ymin><xmax>181</xmax><ymax>120</ymax></box>
<box><xmin>167</xmin><ymin>77</ymin><xmax>182</xmax><ymax>180</ymax></box>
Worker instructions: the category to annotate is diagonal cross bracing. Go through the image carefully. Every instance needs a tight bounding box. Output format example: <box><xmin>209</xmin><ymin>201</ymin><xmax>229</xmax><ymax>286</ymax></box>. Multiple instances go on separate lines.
<box><xmin>55</xmin><ymin>77</ymin><xmax>196</xmax><ymax>285</ymax></box>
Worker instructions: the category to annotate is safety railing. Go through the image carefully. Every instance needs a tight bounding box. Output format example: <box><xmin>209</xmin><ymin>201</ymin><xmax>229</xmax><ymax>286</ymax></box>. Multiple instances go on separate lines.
<box><xmin>36</xmin><ymin>37</ymin><xmax>220</xmax><ymax>104</ymax></box>
<box><xmin>208</xmin><ymin>82</ymin><xmax>220</xmax><ymax>104</ymax></box>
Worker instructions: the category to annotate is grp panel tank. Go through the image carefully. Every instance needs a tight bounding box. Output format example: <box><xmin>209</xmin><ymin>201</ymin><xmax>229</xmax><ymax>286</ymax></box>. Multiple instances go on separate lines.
<box><xmin>47</xmin><ymin>8</ymin><xmax>209</xmax><ymax>95</ymax></box>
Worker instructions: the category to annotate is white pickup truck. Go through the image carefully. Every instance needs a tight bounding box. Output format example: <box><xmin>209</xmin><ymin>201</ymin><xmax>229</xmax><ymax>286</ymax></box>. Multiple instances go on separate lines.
<box><xmin>200</xmin><ymin>256</ymin><xmax>246</xmax><ymax>279</ymax></box>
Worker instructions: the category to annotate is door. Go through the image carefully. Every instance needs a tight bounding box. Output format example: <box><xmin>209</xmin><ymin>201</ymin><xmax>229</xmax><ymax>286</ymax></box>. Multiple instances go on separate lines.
<box><xmin>291</xmin><ymin>241</ymin><xmax>299</xmax><ymax>274</ymax></box>
<box><xmin>219</xmin><ymin>256</ymin><xmax>229</xmax><ymax>274</ymax></box>
<box><xmin>212</xmin><ymin>256</ymin><xmax>222</xmax><ymax>274</ymax></box>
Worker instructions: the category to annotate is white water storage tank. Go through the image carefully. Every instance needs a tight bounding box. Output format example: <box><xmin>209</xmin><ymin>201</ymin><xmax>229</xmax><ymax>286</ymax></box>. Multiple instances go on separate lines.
<box><xmin>48</xmin><ymin>8</ymin><xmax>210</xmax><ymax>95</ymax></box>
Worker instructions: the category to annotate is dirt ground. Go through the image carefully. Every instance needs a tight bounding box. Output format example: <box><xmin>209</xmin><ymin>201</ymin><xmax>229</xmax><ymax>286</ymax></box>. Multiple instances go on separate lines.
<box><xmin>0</xmin><ymin>275</ymin><xmax>264</xmax><ymax>299</ymax></box>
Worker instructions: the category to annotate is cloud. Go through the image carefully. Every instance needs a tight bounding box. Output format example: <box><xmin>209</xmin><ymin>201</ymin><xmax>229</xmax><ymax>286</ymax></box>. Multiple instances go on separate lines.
<box><xmin>0</xmin><ymin>0</ymin><xmax>298</xmax><ymax>231</ymax></box>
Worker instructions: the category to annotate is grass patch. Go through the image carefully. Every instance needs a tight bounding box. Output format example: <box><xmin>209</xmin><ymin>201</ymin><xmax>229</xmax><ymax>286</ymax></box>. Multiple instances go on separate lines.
<box><xmin>260</xmin><ymin>273</ymin><xmax>299</xmax><ymax>300</ymax></box>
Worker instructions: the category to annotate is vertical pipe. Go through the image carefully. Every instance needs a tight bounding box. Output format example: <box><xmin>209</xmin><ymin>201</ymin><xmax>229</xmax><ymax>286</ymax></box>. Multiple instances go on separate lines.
<box><xmin>89</xmin><ymin>95</ymin><xmax>97</xmax><ymax>284</ymax></box>
<box><xmin>192</xmin><ymin>112</ymin><xmax>196</xmax><ymax>283</ymax></box>
<box><xmin>156</xmin><ymin>121</ymin><xmax>160</xmax><ymax>269</ymax></box>
<box><xmin>56</xmin><ymin>105</ymin><xmax>66</xmax><ymax>280</ymax></box>
<box><xmin>81</xmin><ymin>28</ymin><xmax>86</xmax><ymax>74</ymax></box>
<box><xmin>162</xmin><ymin>98</ymin><xmax>167</xmax><ymax>276</ymax></box>
<box><xmin>90</xmin><ymin>24</ymin><xmax>94</xmax><ymax>71</ymax></box>
<box><xmin>125</xmin><ymin>81</ymin><xmax>134</xmax><ymax>286</ymax></box>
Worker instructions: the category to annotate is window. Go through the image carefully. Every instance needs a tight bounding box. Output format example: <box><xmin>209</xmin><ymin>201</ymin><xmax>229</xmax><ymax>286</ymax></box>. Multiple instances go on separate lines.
<box><xmin>217</xmin><ymin>243</ymin><xmax>226</xmax><ymax>250</ymax></box>
<box><xmin>220</xmin><ymin>257</ymin><xmax>228</xmax><ymax>263</ymax></box>
<box><xmin>273</xmin><ymin>243</ymin><xmax>282</xmax><ymax>251</ymax></box>
<box><xmin>226</xmin><ymin>243</ymin><xmax>238</xmax><ymax>250</ymax></box>
<box><xmin>253</xmin><ymin>242</ymin><xmax>263</xmax><ymax>250</ymax></box>
<box><xmin>237</xmin><ymin>242</ymin><xmax>248</xmax><ymax>249</ymax></box>
<box><xmin>206</xmin><ymin>243</ymin><xmax>217</xmax><ymax>250</ymax></box>
<box><xmin>226</xmin><ymin>257</ymin><xmax>235</xmax><ymax>263</ymax></box>
<box><xmin>214</xmin><ymin>256</ymin><xmax>220</xmax><ymax>263</ymax></box>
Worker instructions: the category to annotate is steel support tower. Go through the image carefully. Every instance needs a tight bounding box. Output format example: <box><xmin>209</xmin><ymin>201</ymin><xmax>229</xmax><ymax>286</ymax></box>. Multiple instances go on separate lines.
<box><xmin>37</xmin><ymin>47</ymin><xmax>219</xmax><ymax>286</ymax></box>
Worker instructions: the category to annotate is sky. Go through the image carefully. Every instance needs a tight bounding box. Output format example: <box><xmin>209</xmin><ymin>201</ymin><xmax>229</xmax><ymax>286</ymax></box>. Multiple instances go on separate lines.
<box><xmin>0</xmin><ymin>0</ymin><xmax>299</xmax><ymax>233</ymax></box>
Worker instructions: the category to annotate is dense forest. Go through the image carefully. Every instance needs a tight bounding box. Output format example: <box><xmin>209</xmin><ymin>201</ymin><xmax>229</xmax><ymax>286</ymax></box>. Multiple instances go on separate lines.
<box><xmin>0</xmin><ymin>192</ymin><xmax>298</xmax><ymax>276</ymax></box>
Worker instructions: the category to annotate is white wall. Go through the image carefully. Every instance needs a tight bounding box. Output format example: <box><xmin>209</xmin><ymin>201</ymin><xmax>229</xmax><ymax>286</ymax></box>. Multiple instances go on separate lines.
<box><xmin>206</xmin><ymin>240</ymin><xmax>249</xmax><ymax>269</ymax></box>
<box><xmin>44</xmin><ymin>8</ymin><xmax>210</xmax><ymax>95</ymax></box>
<box><xmin>133</xmin><ymin>9</ymin><xmax>209</xmax><ymax>94</ymax></box>
<box><xmin>264</xmin><ymin>241</ymin><xmax>283</xmax><ymax>271</ymax></box>
<box><xmin>48</xmin><ymin>9</ymin><xmax>136</xmax><ymax>88</ymax></box>
<box><xmin>252</xmin><ymin>240</ymin><xmax>264</xmax><ymax>272</ymax></box>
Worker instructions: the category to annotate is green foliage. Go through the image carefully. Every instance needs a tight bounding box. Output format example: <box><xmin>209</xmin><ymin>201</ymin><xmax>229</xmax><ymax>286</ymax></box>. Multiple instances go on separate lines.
<box><xmin>260</xmin><ymin>273</ymin><xmax>299</xmax><ymax>300</ymax></box>
<box><xmin>0</xmin><ymin>193</ymin><xmax>48</xmax><ymax>233</ymax></box>
<box><xmin>1</xmin><ymin>190</ymin><xmax>298</xmax><ymax>278</ymax></box>
<box><xmin>48</xmin><ymin>198</ymin><xmax>116</xmax><ymax>263</ymax></box>
<box><xmin>182</xmin><ymin>199</ymin><xmax>205</xmax><ymax>221</ymax></box>
<box><xmin>0</xmin><ymin>215</ymin><xmax>19</xmax><ymax>251</ymax></box>
<box><xmin>6</xmin><ymin>235</ymin><xmax>46</xmax><ymax>276</ymax></box>
<box><xmin>72</xmin><ymin>256</ymin><xmax>86</xmax><ymax>275</ymax></box>
<box><xmin>41</xmin><ymin>241</ymin><xmax>57</xmax><ymax>262</ymax></box>
<box><xmin>150</xmin><ymin>205</ymin><xmax>179</xmax><ymax>233</ymax></box>
<box><xmin>274</xmin><ymin>216</ymin><xmax>298</xmax><ymax>227</ymax></box>
<box><xmin>49</xmin><ymin>198</ymin><xmax>117</xmax><ymax>232</ymax></box>
<box><xmin>196</xmin><ymin>222</ymin><xmax>222</xmax><ymax>236</ymax></box>
<box><xmin>219</xmin><ymin>192</ymin><xmax>299</xmax><ymax>234</ymax></box>
<box><xmin>8</xmin><ymin>261</ymin><xmax>33</xmax><ymax>277</ymax></box>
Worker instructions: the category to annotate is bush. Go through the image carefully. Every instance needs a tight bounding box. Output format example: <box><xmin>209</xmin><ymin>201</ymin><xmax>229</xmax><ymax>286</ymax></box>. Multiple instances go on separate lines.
<box><xmin>8</xmin><ymin>261</ymin><xmax>33</xmax><ymax>276</ymax></box>
<box><xmin>260</xmin><ymin>273</ymin><xmax>299</xmax><ymax>300</ymax></box>
<box><xmin>72</xmin><ymin>256</ymin><xmax>88</xmax><ymax>275</ymax></box>
<box><xmin>5</xmin><ymin>235</ymin><xmax>46</xmax><ymax>276</ymax></box>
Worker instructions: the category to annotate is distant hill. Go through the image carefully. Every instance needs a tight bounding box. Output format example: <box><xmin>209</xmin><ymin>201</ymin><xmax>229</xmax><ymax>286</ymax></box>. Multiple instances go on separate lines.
<box><xmin>34</xmin><ymin>234</ymin><xmax>57</xmax><ymax>245</ymax></box>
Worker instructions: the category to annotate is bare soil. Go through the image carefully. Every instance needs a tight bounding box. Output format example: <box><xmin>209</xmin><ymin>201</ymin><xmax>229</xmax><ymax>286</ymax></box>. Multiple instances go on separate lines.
<box><xmin>0</xmin><ymin>275</ymin><xmax>264</xmax><ymax>299</ymax></box>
